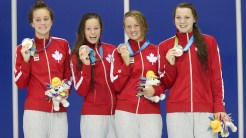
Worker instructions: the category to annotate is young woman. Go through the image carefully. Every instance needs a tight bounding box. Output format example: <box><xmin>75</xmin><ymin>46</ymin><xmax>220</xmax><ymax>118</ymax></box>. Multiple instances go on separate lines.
<box><xmin>14</xmin><ymin>1</ymin><xmax>71</xmax><ymax>137</ymax></box>
<box><xmin>70</xmin><ymin>13</ymin><xmax>117</xmax><ymax>138</ymax></box>
<box><xmin>158</xmin><ymin>2</ymin><xmax>230</xmax><ymax>138</ymax></box>
<box><xmin>110</xmin><ymin>10</ymin><xmax>175</xmax><ymax>138</ymax></box>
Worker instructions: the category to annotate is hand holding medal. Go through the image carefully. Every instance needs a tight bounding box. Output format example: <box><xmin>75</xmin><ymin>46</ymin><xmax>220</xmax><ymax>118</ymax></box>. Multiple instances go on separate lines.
<box><xmin>79</xmin><ymin>45</ymin><xmax>90</xmax><ymax>65</ymax></box>
<box><xmin>21</xmin><ymin>38</ymin><xmax>33</xmax><ymax>63</ymax></box>
<box><xmin>166</xmin><ymin>46</ymin><xmax>183</xmax><ymax>65</ymax></box>
<box><xmin>173</xmin><ymin>45</ymin><xmax>183</xmax><ymax>57</ymax></box>
<box><xmin>118</xmin><ymin>43</ymin><xmax>130</xmax><ymax>66</ymax></box>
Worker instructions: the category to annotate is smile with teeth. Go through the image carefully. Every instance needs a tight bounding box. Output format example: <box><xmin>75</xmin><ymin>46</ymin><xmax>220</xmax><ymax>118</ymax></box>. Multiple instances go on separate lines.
<box><xmin>89</xmin><ymin>36</ymin><xmax>97</xmax><ymax>40</ymax></box>
<box><xmin>39</xmin><ymin>26</ymin><xmax>47</xmax><ymax>29</ymax></box>
<box><xmin>180</xmin><ymin>25</ymin><xmax>187</xmax><ymax>28</ymax></box>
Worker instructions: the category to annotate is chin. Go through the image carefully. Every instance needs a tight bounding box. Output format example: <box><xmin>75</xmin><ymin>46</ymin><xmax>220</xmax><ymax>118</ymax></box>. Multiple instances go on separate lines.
<box><xmin>178</xmin><ymin>30</ymin><xmax>189</xmax><ymax>33</ymax></box>
<box><xmin>89</xmin><ymin>41</ymin><xmax>98</xmax><ymax>44</ymax></box>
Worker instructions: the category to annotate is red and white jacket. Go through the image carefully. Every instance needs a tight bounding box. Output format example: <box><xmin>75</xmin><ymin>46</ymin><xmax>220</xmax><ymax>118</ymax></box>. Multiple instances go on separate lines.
<box><xmin>14</xmin><ymin>36</ymin><xmax>72</xmax><ymax>112</ymax></box>
<box><xmin>110</xmin><ymin>39</ymin><xmax>175</xmax><ymax>114</ymax></box>
<box><xmin>71</xmin><ymin>42</ymin><xmax>117</xmax><ymax>115</ymax></box>
<box><xmin>158</xmin><ymin>31</ymin><xmax>226</xmax><ymax>113</ymax></box>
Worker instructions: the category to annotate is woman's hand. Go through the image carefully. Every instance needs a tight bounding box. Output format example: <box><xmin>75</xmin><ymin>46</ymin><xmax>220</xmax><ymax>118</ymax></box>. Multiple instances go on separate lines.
<box><xmin>143</xmin><ymin>84</ymin><xmax>155</xmax><ymax>97</ymax></box>
<box><xmin>118</xmin><ymin>44</ymin><xmax>130</xmax><ymax>66</ymax></box>
<box><xmin>214</xmin><ymin>112</ymin><xmax>231</xmax><ymax>122</ymax></box>
<box><xmin>20</xmin><ymin>43</ymin><xmax>31</xmax><ymax>63</ymax></box>
<box><xmin>166</xmin><ymin>48</ymin><xmax>177</xmax><ymax>65</ymax></box>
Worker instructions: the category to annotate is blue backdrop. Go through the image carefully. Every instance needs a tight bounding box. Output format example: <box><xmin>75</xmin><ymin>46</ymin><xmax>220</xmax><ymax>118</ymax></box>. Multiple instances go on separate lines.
<box><xmin>0</xmin><ymin>0</ymin><xmax>245</xmax><ymax>138</ymax></box>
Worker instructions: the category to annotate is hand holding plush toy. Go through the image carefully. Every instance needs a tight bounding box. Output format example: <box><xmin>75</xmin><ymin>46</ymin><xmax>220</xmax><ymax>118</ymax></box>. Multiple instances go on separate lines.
<box><xmin>45</xmin><ymin>77</ymin><xmax>71</xmax><ymax>111</ymax></box>
<box><xmin>208</xmin><ymin>113</ymin><xmax>237</xmax><ymax>137</ymax></box>
<box><xmin>136</xmin><ymin>70</ymin><xmax>165</xmax><ymax>103</ymax></box>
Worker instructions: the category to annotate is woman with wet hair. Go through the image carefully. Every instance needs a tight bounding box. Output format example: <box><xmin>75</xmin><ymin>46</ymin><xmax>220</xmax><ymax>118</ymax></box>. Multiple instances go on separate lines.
<box><xmin>158</xmin><ymin>2</ymin><xmax>230</xmax><ymax>137</ymax></box>
<box><xmin>110</xmin><ymin>10</ymin><xmax>175</xmax><ymax>138</ymax></box>
<box><xmin>71</xmin><ymin>13</ymin><xmax>117</xmax><ymax>138</ymax></box>
<box><xmin>14</xmin><ymin>1</ymin><xmax>72</xmax><ymax>137</ymax></box>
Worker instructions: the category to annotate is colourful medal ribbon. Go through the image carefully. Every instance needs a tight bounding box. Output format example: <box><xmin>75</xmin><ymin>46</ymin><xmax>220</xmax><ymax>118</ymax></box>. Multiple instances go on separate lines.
<box><xmin>126</xmin><ymin>40</ymin><xmax>150</xmax><ymax>57</ymax></box>
<box><xmin>174</xmin><ymin>35</ymin><xmax>194</xmax><ymax>51</ymax></box>
<box><xmin>88</xmin><ymin>44</ymin><xmax>103</xmax><ymax>64</ymax></box>
<box><xmin>29</xmin><ymin>38</ymin><xmax>52</xmax><ymax>56</ymax></box>
<box><xmin>99</xmin><ymin>44</ymin><xmax>103</xmax><ymax>59</ymax></box>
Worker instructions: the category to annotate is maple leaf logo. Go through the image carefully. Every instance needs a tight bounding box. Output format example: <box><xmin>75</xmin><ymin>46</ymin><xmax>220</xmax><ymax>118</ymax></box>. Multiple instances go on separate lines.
<box><xmin>52</xmin><ymin>50</ymin><xmax>63</xmax><ymax>63</ymax></box>
<box><xmin>147</xmin><ymin>53</ymin><xmax>157</xmax><ymax>65</ymax></box>
<box><xmin>106</xmin><ymin>54</ymin><xmax>112</xmax><ymax>63</ymax></box>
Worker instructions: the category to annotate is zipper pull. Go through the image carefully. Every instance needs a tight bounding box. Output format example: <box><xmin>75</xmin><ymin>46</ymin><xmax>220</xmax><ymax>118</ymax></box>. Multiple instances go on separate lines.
<box><xmin>138</xmin><ymin>41</ymin><xmax>140</xmax><ymax>48</ymax></box>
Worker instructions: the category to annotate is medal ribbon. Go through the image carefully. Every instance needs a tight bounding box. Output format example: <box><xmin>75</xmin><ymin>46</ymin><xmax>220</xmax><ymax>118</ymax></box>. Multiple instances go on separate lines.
<box><xmin>30</xmin><ymin>38</ymin><xmax>52</xmax><ymax>56</ymax></box>
<box><xmin>88</xmin><ymin>44</ymin><xmax>103</xmax><ymax>64</ymax></box>
<box><xmin>126</xmin><ymin>40</ymin><xmax>150</xmax><ymax>57</ymax></box>
<box><xmin>174</xmin><ymin>35</ymin><xmax>194</xmax><ymax>51</ymax></box>
<box><xmin>99</xmin><ymin>44</ymin><xmax>103</xmax><ymax>58</ymax></box>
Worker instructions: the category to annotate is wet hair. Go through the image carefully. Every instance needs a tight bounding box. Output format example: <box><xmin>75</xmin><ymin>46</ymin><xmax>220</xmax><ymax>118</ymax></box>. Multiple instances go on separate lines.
<box><xmin>174</xmin><ymin>2</ymin><xmax>208</xmax><ymax>69</ymax></box>
<box><xmin>28</xmin><ymin>0</ymin><xmax>54</xmax><ymax>23</ymax></box>
<box><xmin>71</xmin><ymin>13</ymin><xmax>103</xmax><ymax>90</ymax></box>
<box><xmin>72</xmin><ymin>13</ymin><xmax>103</xmax><ymax>56</ymax></box>
<box><xmin>123</xmin><ymin>10</ymin><xmax>148</xmax><ymax>38</ymax></box>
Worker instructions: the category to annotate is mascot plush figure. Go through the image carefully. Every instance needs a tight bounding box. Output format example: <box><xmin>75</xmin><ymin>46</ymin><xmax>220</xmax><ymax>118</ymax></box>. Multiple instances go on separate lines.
<box><xmin>208</xmin><ymin>114</ymin><xmax>237</xmax><ymax>137</ymax></box>
<box><xmin>137</xmin><ymin>70</ymin><xmax>165</xmax><ymax>103</ymax></box>
<box><xmin>45</xmin><ymin>77</ymin><xmax>71</xmax><ymax>111</ymax></box>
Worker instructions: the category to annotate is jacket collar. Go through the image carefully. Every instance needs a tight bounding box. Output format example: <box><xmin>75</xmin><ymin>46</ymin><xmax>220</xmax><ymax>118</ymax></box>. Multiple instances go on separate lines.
<box><xmin>34</xmin><ymin>35</ymin><xmax>51</xmax><ymax>48</ymax></box>
<box><xmin>176</xmin><ymin>31</ymin><xmax>194</xmax><ymax>42</ymax></box>
<box><xmin>87</xmin><ymin>41</ymin><xmax>102</xmax><ymax>50</ymax></box>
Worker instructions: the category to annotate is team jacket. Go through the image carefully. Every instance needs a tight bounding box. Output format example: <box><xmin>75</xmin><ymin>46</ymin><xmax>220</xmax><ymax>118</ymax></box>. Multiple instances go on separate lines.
<box><xmin>14</xmin><ymin>36</ymin><xmax>72</xmax><ymax>112</ymax></box>
<box><xmin>110</xmin><ymin>39</ymin><xmax>175</xmax><ymax>114</ymax></box>
<box><xmin>71</xmin><ymin>42</ymin><xmax>117</xmax><ymax>115</ymax></box>
<box><xmin>158</xmin><ymin>31</ymin><xmax>226</xmax><ymax>113</ymax></box>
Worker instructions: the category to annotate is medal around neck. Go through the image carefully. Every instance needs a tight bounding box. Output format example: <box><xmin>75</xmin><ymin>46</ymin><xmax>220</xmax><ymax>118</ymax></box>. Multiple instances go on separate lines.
<box><xmin>80</xmin><ymin>45</ymin><xmax>97</xmax><ymax>64</ymax></box>
<box><xmin>79</xmin><ymin>45</ymin><xmax>90</xmax><ymax>55</ymax></box>
<box><xmin>22</xmin><ymin>38</ymin><xmax>33</xmax><ymax>49</ymax></box>
<box><xmin>174</xmin><ymin>45</ymin><xmax>183</xmax><ymax>57</ymax></box>
<box><xmin>117</xmin><ymin>43</ymin><xmax>128</xmax><ymax>53</ymax></box>
<box><xmin>22</xmin><ymin>38</ymin><xmax>35</xmax><ymax>56</ymax></box>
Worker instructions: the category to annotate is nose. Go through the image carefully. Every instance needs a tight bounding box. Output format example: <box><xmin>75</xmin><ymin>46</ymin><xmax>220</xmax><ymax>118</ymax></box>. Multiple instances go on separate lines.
<box><xmin>41</xmin><ymin>19</ymin><xmax>46</xmax><ymax>24</ymax></box>
<box><xmin>91</xmin><ymin>28</ymin><xmax>96</xmax><ymax>34</ymax></box>
<box><xmin>180</xmin><ymin>18</ymin><xmax>187</xmax><ymax>23</ymax></box>
<box><xmin>131</xmin><ymin>26</ymin><xmax>136</xmax><ymax>31</ymax></box>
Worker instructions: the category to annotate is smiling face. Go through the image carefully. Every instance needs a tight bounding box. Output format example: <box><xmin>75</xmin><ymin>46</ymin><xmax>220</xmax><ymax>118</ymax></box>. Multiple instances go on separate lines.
<box><xmin>124</xmin><ymin>16</ymin><xmax>144</xmax><ymax>42</ymax></box>
<box><xmin>174</xmin><ymin>7</ymin><xmax>196</xmax><ymax>33</ymax></box>
<box><xmin>31</xmin><ymin>8</ymin><xmax>52</xmax><ymax>39</ymax></box>
<box><xmin>84</xmin><ymin>18</ymin><xmax>101</xmax><ymax>44</ymax></box>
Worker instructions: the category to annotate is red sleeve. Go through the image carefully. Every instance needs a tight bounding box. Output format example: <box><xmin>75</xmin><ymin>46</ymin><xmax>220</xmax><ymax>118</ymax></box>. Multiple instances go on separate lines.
<box><xmin>63</xmin><ymin>42</ymin><xmax>72</xmax><ymax>94</ymax></box>
<box><xmin>14</xmin><ymin>46</ymin><xmax>31</xmax><ymax>89</ymax></box>
<box><xmin>70</xmin><ymin>54</ymin><xmax>92</xmax><ymax>97</ymax></box>
<box><xmin>153</xmin><ymin>42</ymin><xmax>177</xmax><ymax>96</ymax></box>
<box><xmin>208</xmin><ymin>37</ymin><xmax>225</xmax><ymax>112</ymax></box>
<box><xmin>110</xmin><ymin>49</ymin><xmax>130</xmax><ymax>92</ymax></box>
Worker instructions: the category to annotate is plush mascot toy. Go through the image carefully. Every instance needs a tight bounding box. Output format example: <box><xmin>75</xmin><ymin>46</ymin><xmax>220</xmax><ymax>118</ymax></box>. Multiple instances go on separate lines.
<box><xmin>137</xmin><ymin>70</ymin><xmax>165</xmax><ymax>103</ymax></box>
<box><xmin>208</xmin><ymin>114</ymin><xmax>237</xmax><ymax>137</ymax></box>
<box><xmin>45</xmin><ymin>77</ymin><xmax>71</xmax><ymax>111</ymax></box>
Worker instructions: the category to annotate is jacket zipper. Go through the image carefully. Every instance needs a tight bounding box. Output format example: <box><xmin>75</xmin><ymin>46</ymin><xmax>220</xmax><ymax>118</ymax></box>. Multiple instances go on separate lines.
<box><xmin>95</xmin><ymin>44</ymin><xmax>114</xmax><ymax>115</ymax></box>
<box><xmin>136</xmin><ymin>41</ymin><xmax>144</xmax><ymax>114</ymax></box>
<box><xmin>186</xmin><ymin>33</ymin><xmax>193</xmax><ymax>112</ymax></box>
<box><xmin>43</xmin><ymin>38</ymin><xmax>51</xmax><ymax>83</ymax></box>
<box><xmin>94</xmin><ymin>89</ymin><xmax>96</xmax><ymax>102</ymax></box>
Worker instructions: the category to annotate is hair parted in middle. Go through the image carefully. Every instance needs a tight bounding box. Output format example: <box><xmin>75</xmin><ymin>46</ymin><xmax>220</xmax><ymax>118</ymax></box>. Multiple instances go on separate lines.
<box><xmin>123</xmin><ymin>10</ymin><xmax>148</xmax><ymax>37</ymax></box>
<box><xmin>174</xmin><ymin>2</ymin><xmax>208</xmax><ymax>69</ymax></box>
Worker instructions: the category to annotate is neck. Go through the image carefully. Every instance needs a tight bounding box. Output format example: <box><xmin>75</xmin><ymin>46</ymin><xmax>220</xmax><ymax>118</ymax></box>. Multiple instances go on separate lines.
<box><xmin>36</xmin><ymin>34</ymin><xmax>49</xmax><ymax>39</ymax></box>
<box><xmin>135</xmin><ymin>36</ymin><xmax>144</xmax><ymax>43</ymax></box>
